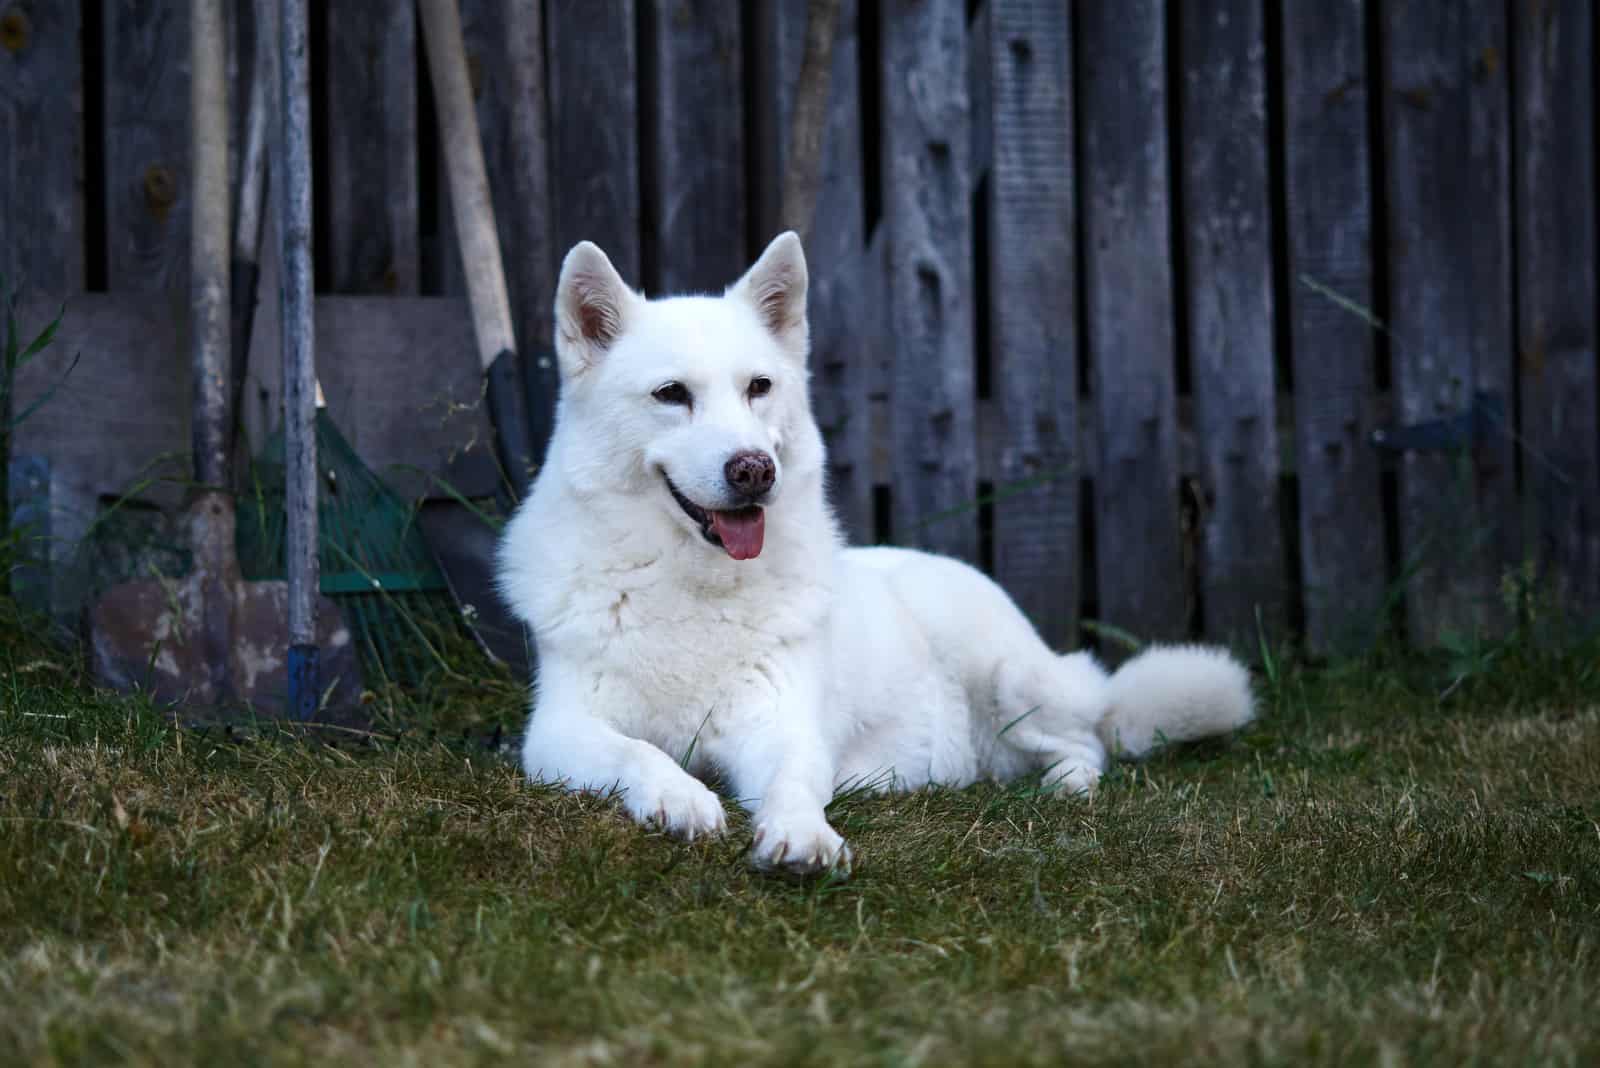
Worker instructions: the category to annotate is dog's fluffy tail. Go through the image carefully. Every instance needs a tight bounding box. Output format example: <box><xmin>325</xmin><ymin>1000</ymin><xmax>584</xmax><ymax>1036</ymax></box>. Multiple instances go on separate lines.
<box><xmin>1095</xmin><ymin>644</ymin><xmax>1255</xmax><ymax>759</ymax></box>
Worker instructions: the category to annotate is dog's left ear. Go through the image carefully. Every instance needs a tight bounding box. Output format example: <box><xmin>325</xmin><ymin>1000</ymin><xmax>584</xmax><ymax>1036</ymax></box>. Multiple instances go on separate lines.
<box><xmin>731</xmin><ymin>231</ymin><xmax>809</xmax><ymax>361</ymax></box>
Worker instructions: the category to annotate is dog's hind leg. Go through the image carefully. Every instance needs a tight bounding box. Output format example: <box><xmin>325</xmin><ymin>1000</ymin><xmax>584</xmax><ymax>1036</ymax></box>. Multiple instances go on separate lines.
<box><xmin>989</xmin><ymin>650</ymin><xmax>1111</xmax><ymax>795</ymax></box>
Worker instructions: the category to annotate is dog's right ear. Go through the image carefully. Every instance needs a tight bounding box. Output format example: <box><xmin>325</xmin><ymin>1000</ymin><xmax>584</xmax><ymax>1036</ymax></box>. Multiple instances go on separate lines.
<box><xmin>555</xmin><ymin>241</ymin><xmax>634</xmax><ymax>377</ymax></box>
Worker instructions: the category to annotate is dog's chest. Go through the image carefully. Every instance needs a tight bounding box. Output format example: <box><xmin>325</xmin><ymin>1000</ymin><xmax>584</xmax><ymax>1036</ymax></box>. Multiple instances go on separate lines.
<box><xmin>552</xmin><ymin>564</ymin><xmax>828</xmax><ymax>750</ymax></box>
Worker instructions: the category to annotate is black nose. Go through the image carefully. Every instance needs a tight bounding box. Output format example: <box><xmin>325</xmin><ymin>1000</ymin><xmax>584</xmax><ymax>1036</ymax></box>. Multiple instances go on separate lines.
<box><xmin>724</xmin><ymin>450</ymin><xmax>776</xmax><ymax>499</ymax></box>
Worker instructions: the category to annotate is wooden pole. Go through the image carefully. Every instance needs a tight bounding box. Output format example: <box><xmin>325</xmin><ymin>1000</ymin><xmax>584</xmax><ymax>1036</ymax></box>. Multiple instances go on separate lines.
<box><xmin>190</xmin><ymin>0</ymin><xmax>230</xmax><ymax>490</ymax></box>
<box><xmin>419</xmin><ymin>0</ymin><xmax>533</xmax><ymax>497</ymax></box>
<box><xmin>778</xmin><ymin>0</ymin><xmax>842</xmax><ymax>243</ymax></box>
<box><xmin>277</xmin><ymin>0</ymin><xmax>319</xmax><ymax>717</ymax></box>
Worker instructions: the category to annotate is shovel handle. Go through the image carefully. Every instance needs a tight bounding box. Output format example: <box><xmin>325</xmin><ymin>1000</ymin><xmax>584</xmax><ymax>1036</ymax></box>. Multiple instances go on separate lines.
<box><xmin>189</xmin><ymin>0</ymin><xmax>231</xmax><ymax>490</ymax></box>
<box><xmin>419</xmin><ymin>0</ymin><xmax>534</xmax><ymax>496</ymax></box>
<box><xmin>418</xmin><ymin>0</ymin><xmax>517</xmax><ymax>370</ymax></box>
<box><xmin>276</xmin><ymin>0</ymin><xmax>320</xmax><ymax>660</ymax></box>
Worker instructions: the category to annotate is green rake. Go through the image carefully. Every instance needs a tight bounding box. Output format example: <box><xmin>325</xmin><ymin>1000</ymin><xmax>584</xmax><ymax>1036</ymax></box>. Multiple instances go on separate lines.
<box><xmin>237</xmin><ymin>387</ymin><xmax>467</xmax><ymax>689</ymax></box>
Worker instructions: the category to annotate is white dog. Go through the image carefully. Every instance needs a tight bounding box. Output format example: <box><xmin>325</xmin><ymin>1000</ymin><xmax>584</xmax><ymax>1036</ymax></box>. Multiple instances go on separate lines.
<box><xmin>497</xmin><ymin>233</ymin><xmax>1254</xmax><ymax>875</ymax></box>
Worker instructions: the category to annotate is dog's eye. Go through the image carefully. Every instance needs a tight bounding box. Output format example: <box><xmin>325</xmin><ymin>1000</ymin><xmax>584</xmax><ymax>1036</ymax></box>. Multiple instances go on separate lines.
<box><xmin>652</xmin><ymin>382</ymin><xmax>692</xmax><ymax>406</ymax></box>
<box><xmin>748</xmin><ymin>376</ymin><xmax>773</xmax><ymax>399</ymax></box>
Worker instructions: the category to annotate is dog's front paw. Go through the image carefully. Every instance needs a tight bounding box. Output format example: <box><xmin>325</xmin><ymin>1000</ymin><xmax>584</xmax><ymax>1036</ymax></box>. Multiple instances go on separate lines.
<box><xmin>1046</xmin><ymin>762</ymin><xmax>1101</xmax><ymax>797</ymax></box>
<box><xmin>623</xmin><ymin>772</ymin><xmax>728</xmax><ymax>841</ymax></box>
<box><xmin>750</xmin><ymin>809</ymin><xmax>853</xmax><ymax>877</ymax></box>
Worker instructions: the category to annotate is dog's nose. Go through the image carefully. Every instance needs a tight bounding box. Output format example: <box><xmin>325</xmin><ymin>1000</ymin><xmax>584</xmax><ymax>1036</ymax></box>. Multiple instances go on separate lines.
<box><xmin>724</xmin><ymin>450</ymin><xmax>776</xmax><ymax>499</ymax></box>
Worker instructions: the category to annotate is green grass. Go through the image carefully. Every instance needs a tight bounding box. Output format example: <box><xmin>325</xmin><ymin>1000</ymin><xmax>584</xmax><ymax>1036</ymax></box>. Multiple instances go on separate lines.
<box><xmin>2</xmin><ymin>604</ymin><xmax>1598</xmax><ymax>1066</ymax></box>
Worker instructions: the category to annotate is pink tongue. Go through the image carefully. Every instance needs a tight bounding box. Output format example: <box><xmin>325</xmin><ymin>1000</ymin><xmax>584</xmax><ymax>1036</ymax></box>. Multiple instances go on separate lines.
<box><xmin>710</xmin><ymin>508</ymin><xmax>765</xmax><ymax>560</ymax></box>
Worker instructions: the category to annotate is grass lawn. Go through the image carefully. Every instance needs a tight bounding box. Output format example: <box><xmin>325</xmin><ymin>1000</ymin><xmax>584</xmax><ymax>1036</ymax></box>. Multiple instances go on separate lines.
<box><xmin>2</xmin><ymin>605</ymin><xmax>1598</xmax><ymax>1066</ymax></box>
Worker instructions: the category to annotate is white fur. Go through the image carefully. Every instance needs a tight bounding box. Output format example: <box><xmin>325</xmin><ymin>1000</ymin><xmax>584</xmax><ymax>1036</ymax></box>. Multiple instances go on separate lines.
<box><xmin>498</xmin><ymin>233</ymin><xmax>1256</xmax><ymax>875</ymax></box>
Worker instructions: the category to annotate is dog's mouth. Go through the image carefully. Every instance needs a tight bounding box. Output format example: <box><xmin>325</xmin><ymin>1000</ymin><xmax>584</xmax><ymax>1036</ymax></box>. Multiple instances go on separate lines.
<box><xmin>664</xmin><ymin>475</ymin><xmax>766</xmax><ymax>560</ymax></box>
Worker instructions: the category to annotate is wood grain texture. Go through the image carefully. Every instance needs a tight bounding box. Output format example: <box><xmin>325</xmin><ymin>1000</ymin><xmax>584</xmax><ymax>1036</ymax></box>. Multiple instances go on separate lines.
<box><xmin>1512</xmin><ymin>0</ymin><xmax>1599</xmax><ymax>627</ymax></box>
<box><xmin>496</xmin><ymin>0</ymin><xmax>559</xmax><ymax>468</ymax></box>
<box><xmin>103</xmin><ymin>0</ymin><xmax>191</xmax><ymax>291</ymax></box>
<box><xmin>0</xmin><ymin>0</ymin><xmax>84</xmax><ymax>290</ymax></box>
<box><xmin>14</xmin><ymin>294</ymin><xmax>191</xmax><ymax>614</ymax></box>
<box><xmin>1177</xmin><ymin>0</ymin><xmax>1284</xmax><ymax>646</ymax></box>
<box><xmin>983</xmin><ymin>0</ymin><xmax>1080</xmax><ymax>648</ymax></box>
<box><xmin>808</xmin><ymin>0</ymin><xmax>872</xmax><ymax>546</ymax></box>
<box><xmin>1076</xmin><ymin>0</ymin><xmax>1184</xmax><ymax>643</ymax></box>
<box><xmin>1381</xmin><ymin>1</ymin><xmax>1514</xmax><ymax>643</ymax></box>
<box><xmin>243</xmin><ymin>231</ymin><xmax>502</xmax><ymax>503</ymax></box>
<box><xmin>1279</xmin><ymin>0</ymin><xmax>1385</xmax><ymax>652</ymax></box>
<box><xmin>325</xmin><ymin>1</ymin><xmax>419</xmax><ymax>294</ymax></box>
<box><xmin>278</xmin><ymin>0</ymin><xmax>319</xmax><ymax>645</ymax></box>
<box><xmin>547</xmin><ymin>0</ymin><xmax>640</xmax><ymax>281</ymax></box>
<box><xmin>429</xmin><ymin>0</ymin><xmax>558</xmax><ymax>479</ymax></box>
<box><xmin>641</xmin><ymin>0</ymin><xmax>744</xmax><ymax>294</ymax></box>
<box><xmin>759</xmin><ymin>0</ymin><xmax>872</xmax><ymax>544</ymax></box>
<box><xmin>880</xmin><ymin>0</ymin><xmax>978</xmax><ymax>563</ymax></box>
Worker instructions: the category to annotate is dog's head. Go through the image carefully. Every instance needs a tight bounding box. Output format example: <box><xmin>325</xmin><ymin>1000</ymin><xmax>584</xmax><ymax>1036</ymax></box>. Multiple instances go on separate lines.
<box><xmin>550</xmin><ymin>232</ymin><xmax>821</xmax><ymax>561</ymax></box>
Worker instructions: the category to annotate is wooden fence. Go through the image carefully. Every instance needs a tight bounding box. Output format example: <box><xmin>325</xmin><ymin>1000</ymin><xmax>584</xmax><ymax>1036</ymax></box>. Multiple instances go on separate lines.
<box><xmin>3</xmin><ymin>0</ymin><xmax>1597</xmax><ymax>655</ymax></box>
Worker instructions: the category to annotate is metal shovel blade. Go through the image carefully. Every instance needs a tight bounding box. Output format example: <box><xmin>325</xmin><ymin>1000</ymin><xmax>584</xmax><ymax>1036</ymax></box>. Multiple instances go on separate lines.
<box><xmin>88</xmin><ymin>492</ymin><xmax>362</xmax><ymax>716</ymax></box>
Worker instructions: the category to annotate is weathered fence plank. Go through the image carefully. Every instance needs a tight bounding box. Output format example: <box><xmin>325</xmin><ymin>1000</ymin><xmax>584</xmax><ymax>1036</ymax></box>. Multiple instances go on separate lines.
<box><xmin>1076</xmin><ymin>0</ymin><xmax>1184</xmax><ymax>643</ymax></box>
<box><xmin>8</xmin><ymin>0</ymin><xmax>1600</xmax><ymax>651</ymax></box>
<box><xmin>1</xmin><ymin>0</ymin><xmax>84</xmax><ymax>613</ymax></box>
<box><xmin>103</xmin><ymin>0</ymin><xmax>190</xmax><ymax>291</ymax></box>
<box><xmin>1381</xmin><ymin>2</ymin><xmax>1514</xmax><ymax>643</ymax></box>
<box><xmin>641</xmin><ymin>0</ymin><xmax>744</xmax><ymax>294</ymax></box>
<box><xmin>436</xmin><ymin>0</ymin><xmax>559</xmax><ymax>472</ymax></box>
<box><xmin>496</xmin><ymin>0</ymin><xmax>559</xmax><ymax>464</ymax></box>
<box><xmin>1178</xmin><ymin>0</ymin><xmax>1284</xmax><ymax>646</ymax></box>
<box><xmin>1280</xmin><ymin>0</ymin><xmax>1385</xmax><ymax>652</ymax></box>
<box><xmin>758</xmin><ymin>0</ymin><xmax>873</xmax><ymax>544</ymax></box>
<box><xmin>1512</xmin><ymin>0</ymin><xmax>1599</xmax><ymax>627</ymax></box>
<box><xmin>325</xmin><ymin>2</ymin><xmax>419</xmax><ymax>294</ymax></box>
<box><xmin>982</xmin><ymin>0</ymin><xmax>1080</xmax><ymax>648</ymax></box>
<box><xmin>547</xmin><ymin>0</ymin><xmax>641</xmax><ymax>281</ymax></box>
<box><xmin>14</xmin><ymin>295</ymin><xmax>191</xmax><ymax>614</ymax></box>
<box><xmin>242</xmin><ymin>259</ymin><xmax>501</xmax><ymax>503</ymax></box>
<box><xmin>0</xmin><ymin>0</ymin><xmax>83</xmax><ymax>291</ymax></box>
<box><xmin>880</xmin><ymin>0</ymin><xmax>978</xmax><ymax>563</ymax></box>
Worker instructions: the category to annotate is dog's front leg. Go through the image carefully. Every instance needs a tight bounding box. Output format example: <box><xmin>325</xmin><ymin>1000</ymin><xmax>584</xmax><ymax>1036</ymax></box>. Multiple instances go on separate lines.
<box><xmin>712</xmin><ymin>684</ymin><xmax>849</xmax><ymax>876</ymax></box>
<box><xmin>522</xmin><ymin>696</ymin><xmax>727</xmax><ymax>841</ymax></box>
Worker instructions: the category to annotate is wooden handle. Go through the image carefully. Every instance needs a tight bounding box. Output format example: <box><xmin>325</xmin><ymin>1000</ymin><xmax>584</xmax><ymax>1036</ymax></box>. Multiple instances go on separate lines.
<box><xmin>189</xmin><ymin>0</ymin><xmax>230</xmax><ymax>488</ymax></box>
<box><xmin>277</xmin><ymin>0</ymin><xmax>319</xmax><ymax>650</ymax></box>
<box><xmin>419</xmin><ymin>0</ymin><xmax>517</xmax><ymax>372</ymax></box>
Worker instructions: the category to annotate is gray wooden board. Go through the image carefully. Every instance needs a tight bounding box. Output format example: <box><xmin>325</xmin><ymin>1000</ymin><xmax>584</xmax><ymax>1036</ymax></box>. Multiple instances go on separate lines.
<box><xmin>438</xmin><ymin>0</ymin><xmax>511</xmax><ymax>299</ymax></box>
<box><xmin>1280</xmin><ymin>0</ymin><xmax>1385</xmax><ymax>652</ymax></box>
<box><xmin>863</xmin><ymin>223</ymin><xmax>891</xmax><ymax>505</ymax></box>
<box><xmin>0</xmin><ymin>0</ymin><xmax>84</xmax><ymax>291</ymax></box>
<box><xmin>1</xmin><ymin>0</ymin><xmax>84</xmax><ymax>614</ymax></box>
<box><xmin>1513</xmin><ymin>0</ymin><xmax>1599</xmax><ymax>627</ymax></box>
<box><xmin>1076</xmin><ymin>0</ymin><xmax>1184</xmax><ymax>643</ymax></box>
<box><xmin>325</xmin><ymin>1</ymin><xmax>420</xmax><ymax>294</ymax></box>
<box><xmin>809</xmin><ymin>0</ymin><xmax>872</xmax><ymax>547</ymax></box>
<box><xmin>642</xmin><ymin>0</ymin><xmax>744</xmax><ymax>294</ymax></box>
<box><xmin>750</xmin><ymin>1</ymin><xmax>803</xmax><ymax>243</ymax></box>
<box><xmin>102</xmin><ymin>0</ymin><xmax>191</xmax><ymax>292</ymax></box>
<box><xmin>880</xmin><ymin>0</ymin><xmax>978</xmax><ymax>563</ymax></box>
<box><xmin>760</xmin><ymin>0</ymin><xmax>873</xmax><ymax>545</ymax></box>
<box><xmin>1178</xmin><ymin>0</ymin><xmax>1284</xmax><ymax>646</ymax></box>
<box><xmin>1381</xmin><ymin>1</ymin><xmax>1515</xmax><ymax>643</ymax></box>
<box><xmin>983</xmin><ymin>0</ymin><xmax>1080</xmax><ymax>648</ymax></box>
<box><xmin>14</xmin><ymin>293</ymin><xmax>191</xmax><ymax>615</ymax></box>
<box><xmin>496</xmin><ymin>0</ymin><xmax>559</xmax><ymax>468</ymax></box>
<box><xmin>430</xmin><ymin>0</ymin><xmax>559</xmax><ymax>479</ymax></box>
<box><xmin>547</xmin><ymin>0</ymin><xmax>641</xmax><ymax>282</ymax></box>
<box><xmin>243</xmin><ymin>224</ymin><xmax>500</xmax><ymax>504</ymax></box>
